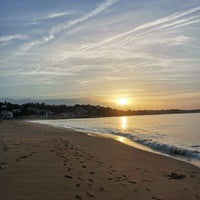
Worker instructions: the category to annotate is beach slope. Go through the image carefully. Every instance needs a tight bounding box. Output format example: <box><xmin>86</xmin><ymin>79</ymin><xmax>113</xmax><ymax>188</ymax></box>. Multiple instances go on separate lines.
<box><xmin>0</xmin><ymin>120</ymin><xmax>199</xmax><ymax>200</ymax></box>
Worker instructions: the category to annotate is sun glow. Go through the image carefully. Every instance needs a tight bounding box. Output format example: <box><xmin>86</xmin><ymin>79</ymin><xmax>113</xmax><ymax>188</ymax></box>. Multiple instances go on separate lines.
<box><xmin>118</xmin><ymin>98</ymin><xmax>128</xmax><ymax>106</ymax></box>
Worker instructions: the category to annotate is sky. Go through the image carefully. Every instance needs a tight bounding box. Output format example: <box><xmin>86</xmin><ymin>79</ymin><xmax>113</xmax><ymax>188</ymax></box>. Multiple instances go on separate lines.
<box><xmin>0</xmin><ymin>0</ymin><xmax>200</xmax><ymax>109</ymax></box>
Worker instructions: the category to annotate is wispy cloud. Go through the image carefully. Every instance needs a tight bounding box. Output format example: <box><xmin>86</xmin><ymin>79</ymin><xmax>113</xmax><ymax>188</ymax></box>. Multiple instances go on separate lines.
<box><xmin>23</xmin><ymin>11</ymin><xmax>76</xmax><ymax>25</ymax></box>
<box><xmin>78</xmin><ymin>75</ymin><xmax>128</xmax><ymax>86</ymax></box>
<box><xmin>173</xmin><ymin>18</ymin><xmax>200</xmax><ymax>28</ymax></box>
<box><xmin>43</xmin><ymin>5</ymin><xmax>200</xmax><ymax>85</ymax></box>
<box><xmin>19</xmin><ymin>0</ymin><xmax>117</xmax><ymax>53</ymax></box>
<box><xmin>1</xmin><ymin>1</ymin><xmax>199</xmax><ymax>108</ymax></box>
<box><xmin>0</xmin><ymin>35</ymin><xmax>27</xmax><ymax>43</ymax></box>
<box><xmin>160</xmin><ymin>15</ymin><xmax>200</xmax><ymax>29</ymax></box>
<box><xmin>18</xmin><ymin>71</ymin><xmax>74</xmax><ymax>76</ymax></box>
<box><xmin>45</xmin><ymin>11</ymin><xmax>76</xmax><ymax>19</ymax></box>
<box><xmin>82</xmin><ymin>5</ymin><xmax>200</xmax><ymax>50</ymax></box>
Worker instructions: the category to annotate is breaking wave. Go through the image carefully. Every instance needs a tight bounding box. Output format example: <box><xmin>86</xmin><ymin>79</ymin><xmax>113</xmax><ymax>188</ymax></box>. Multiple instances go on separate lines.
<box><xmin>61</xmin><ymin>125</ymin><xmax>200</xmax><ymax>160</ymax></box>
<box><xmin>29</xmin><ymin>113</ymin><xmax>200</xmax><ymax>167</ymax></box>
<box><xmin>127</xmin><ymin>134</ymin><xmax>200</xmax><ymax>159</ymax></box>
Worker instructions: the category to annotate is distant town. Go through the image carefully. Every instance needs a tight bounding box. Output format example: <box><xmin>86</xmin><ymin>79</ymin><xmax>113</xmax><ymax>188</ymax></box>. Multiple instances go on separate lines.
<box><xmin>0</xmin><ymin>101</ymin><xmax>200</xmax><ymax>119</ymax></box>
<box><xmin>0</xmin><ymin>102</ymin><xmax>200</xmax><ymax>119</ymax></box>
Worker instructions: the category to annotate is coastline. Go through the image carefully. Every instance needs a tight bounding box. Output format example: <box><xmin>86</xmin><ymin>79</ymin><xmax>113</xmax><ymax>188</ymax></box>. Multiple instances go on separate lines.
<box><xmin>0</xmin><ymin>120</ymin><xmax>199</xmax><ymax>200</ymax></box>
<box><xmin>29</xmin><ymin>114</ymin><xmax>200</xmax><ymax>168</ymax></box>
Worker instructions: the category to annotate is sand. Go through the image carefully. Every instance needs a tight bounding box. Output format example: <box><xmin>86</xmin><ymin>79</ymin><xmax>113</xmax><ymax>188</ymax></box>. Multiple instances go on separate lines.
<box><xmin>0</xmin><ymin>120</ymin><xmax>199</xmax><ymax>200</ymax></box>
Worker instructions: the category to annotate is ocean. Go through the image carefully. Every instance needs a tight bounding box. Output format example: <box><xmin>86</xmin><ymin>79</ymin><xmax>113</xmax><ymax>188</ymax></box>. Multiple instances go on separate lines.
<box><xmin>30</xmin><ymin>113</ymin><xmax>200</xmax><ymax>167</ymax></box>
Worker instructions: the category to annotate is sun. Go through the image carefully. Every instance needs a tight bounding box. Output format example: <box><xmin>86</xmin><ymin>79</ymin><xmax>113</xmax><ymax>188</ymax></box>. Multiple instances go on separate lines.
<box><xmin>118</xmin><ymin>98</ymin><xmax>128</xmax><ymax>106</ymax></box>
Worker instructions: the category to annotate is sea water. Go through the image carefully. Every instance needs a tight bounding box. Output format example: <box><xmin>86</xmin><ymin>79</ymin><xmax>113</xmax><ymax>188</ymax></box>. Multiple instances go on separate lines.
<box><xmin>30</xmin><ymin>113</ymin><xmax>200</xmax><ymax>167</ymax></box>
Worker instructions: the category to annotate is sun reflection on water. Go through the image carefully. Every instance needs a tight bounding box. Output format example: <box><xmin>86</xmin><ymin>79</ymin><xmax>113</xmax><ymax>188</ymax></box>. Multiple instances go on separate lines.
<box><xmin>121</xmin><ymin>116</ymin><xmax>127</xmax><ymax>130</ymax></box>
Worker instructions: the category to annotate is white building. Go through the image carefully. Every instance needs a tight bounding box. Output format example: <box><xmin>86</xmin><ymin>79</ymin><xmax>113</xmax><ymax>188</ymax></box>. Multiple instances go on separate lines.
<box><xmin>2</xmin><ymin>111</ymin><xmax>13</xmax><ymax>119</ymax></box>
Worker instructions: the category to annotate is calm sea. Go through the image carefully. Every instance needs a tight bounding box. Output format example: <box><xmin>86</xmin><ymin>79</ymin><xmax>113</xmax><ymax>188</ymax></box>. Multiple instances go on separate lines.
<box><xmin>30</xmin><ymin>113</ymin><xmax>200</xmax><ymax>167</ymax></box>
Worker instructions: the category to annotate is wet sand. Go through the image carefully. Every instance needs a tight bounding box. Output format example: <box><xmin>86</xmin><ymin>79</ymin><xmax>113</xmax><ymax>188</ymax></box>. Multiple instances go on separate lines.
<box><xmin>0</xmin><ymin>120</ymin><xmax>199</xmax><ymax>200</ymax></box>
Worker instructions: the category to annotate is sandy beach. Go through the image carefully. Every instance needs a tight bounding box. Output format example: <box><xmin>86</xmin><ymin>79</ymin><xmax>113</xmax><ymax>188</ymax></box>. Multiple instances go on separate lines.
<box><xmin>0</xmin><ymin>120</ymin><xmax>199</xmax><ymax>200</ymax></box>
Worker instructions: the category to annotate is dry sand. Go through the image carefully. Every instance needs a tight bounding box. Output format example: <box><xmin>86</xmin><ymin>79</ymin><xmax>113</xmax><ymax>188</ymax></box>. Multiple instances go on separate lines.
<box><xmin>0</xmin><ymin>120</ymin><xmax>199</xmax><ymax>200</ymax></box>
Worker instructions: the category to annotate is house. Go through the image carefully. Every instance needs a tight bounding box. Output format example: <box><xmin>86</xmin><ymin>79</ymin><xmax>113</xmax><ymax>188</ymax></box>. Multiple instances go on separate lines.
<box><xmin>2</xmin><ymin>111</ymin><xmax>13</xmax><ymax>119</ymax></box>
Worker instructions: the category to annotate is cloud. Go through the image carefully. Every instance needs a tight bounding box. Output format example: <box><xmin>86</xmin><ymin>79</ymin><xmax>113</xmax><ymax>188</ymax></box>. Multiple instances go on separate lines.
<box><xmin>45</xmin><ymin>11</ymin><xmax>76</xmax><ymax>19</ymax></box>
<box><xmin>0</xmin><ymin>35</ymin><xmax>27</xmax><ymax>43</ymax></box>
<box><xmin>82</xmin><ymin>5</ymin><xmax>200</xmax><ymax>50</ymax></box>
<box><xmin>160</xmin><ymin>15</ymin><xmax>200</xmax><ymax>29</ymax></box>
<box><xmin>19</xmin><ymin>0</ymin><xmax>118</xmax><ymax>53</ymax></box>
<box><xmin>173</xmin><ymin>18</ymin><xmax>200</xmax><ymax>28</ymax></box>
<box><xmin>19</xmin><ymin>71</ymin><xmax>74</xmax><ymax>76</ymax></box>
<box><xmin>27</xmin><ymin>11</ymin><xmax>76</xmax><ymax>24</ymax></box>
<box><xmin>78</xmin><ymin>75</ymin><xmax>128</xmax><ymax>86</ymax></box>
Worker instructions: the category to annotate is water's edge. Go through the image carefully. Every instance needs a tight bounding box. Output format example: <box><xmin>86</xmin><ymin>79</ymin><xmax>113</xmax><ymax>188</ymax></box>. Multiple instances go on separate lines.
<box><xmin>28</xmin><ymin>120</ymin><xmax>200</xmax><ymax>168</ymax></box>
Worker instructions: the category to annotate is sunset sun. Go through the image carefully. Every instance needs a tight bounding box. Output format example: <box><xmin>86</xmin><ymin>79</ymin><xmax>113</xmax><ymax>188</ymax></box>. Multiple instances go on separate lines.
<box><xmin>118</xmin><ymin>98</ymin><xmax>128</xmax><ymax>106</ymax></box>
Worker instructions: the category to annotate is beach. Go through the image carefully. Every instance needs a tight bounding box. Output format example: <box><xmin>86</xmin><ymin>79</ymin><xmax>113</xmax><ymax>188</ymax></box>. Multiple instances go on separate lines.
<box><xmin>0</xmin><ymin>120</ymin><xmax>199</xmax><ymax>200</ymax></box>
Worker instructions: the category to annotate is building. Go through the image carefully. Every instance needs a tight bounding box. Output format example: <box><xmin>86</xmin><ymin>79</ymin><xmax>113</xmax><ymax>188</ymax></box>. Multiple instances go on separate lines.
<box><xmin>1</xmin><ymin>111</ymin><xmax>13</xmax><ymax>119</ymax></box>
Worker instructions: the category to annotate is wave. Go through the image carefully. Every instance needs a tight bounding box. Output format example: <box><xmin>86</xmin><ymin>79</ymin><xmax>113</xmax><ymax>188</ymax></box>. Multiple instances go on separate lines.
<box><xmin>132</xmin><ymin>138</ymin><xmax>200</xmax><ymax>159</ymax></box>
<box><xmin>30</xmin><ymin>120</ymin><xmax>200</xmax><ymax>161</ymax></box>
<box><xmin>68</xmin><ymin>126</ymin><xmax>200</xmax><ymax>160</ymax></box>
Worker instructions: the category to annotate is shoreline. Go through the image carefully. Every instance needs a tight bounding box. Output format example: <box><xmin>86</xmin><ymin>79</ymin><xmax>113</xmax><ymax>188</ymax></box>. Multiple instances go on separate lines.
<box><xmin>48</xmin><ymin>125</ymin><xmax>200</xmax><ymax>168</ymax></box>
<box><xmin>0</xmin><ymin>120</ymin><xmax>200</xmax><ymax>200</ymax></box>
<box><xmin>29</xmin><ymin>118</ymin><xmax>200</xmax><ymax>168</ymax></box>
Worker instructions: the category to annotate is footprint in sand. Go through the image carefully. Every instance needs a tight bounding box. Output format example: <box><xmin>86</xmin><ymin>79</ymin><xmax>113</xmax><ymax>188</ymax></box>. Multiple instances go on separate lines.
<box><xmin>99</xmin><ymin>187</ymin><xmax>104</xmax><ymax>192</ymax></box>
<box><xmin>75</xmin><ymin>195</ymin><xmax>83</xmax><ymax>200</ymax></box>
<box><xmin>195</xmin><ymin>193</ymin><xmax>200</xmax><ymax>199</ymax></box>
<box><xmin>128</xmin><ymin>180</ymin><xmax>137</xmax><ymax>184</ymax></box>
<box><xmin>88</xmin><ymin>178</ymin><xmax>94</xmax><ymax>182</ymax></box>
<box><xmin>152</xmin><ymin>197</ymin><xmax>163</xmax><ymax>200</ymax></box>
<box><xmin>96</xmin><ymin>160</ymin><xmax>103</xmax><ymax>165</ymax></box>
<box><xmin>20</xmin><ymin>155</ymin><xmax>28</xmax><ymax>159</ymax></box>
<box><xmin>0</xmin><ymin>162</ymin><xmax>7</xmax><ymax>169</ymax></box>
<box><xmin>3</xmin><ymin>144</ymin><xmax>8</xmax><ymax>151</ymax></box>
<box><xmin>142</xmin><ymin>179</ymin><xmax>153</xmax><ymax>182</ymax></box>
<box><xmin>146</xmin><ymin>188</ymin><xmax>151</xmax><ymax>192</ymax></box>
<box><xmin>64</xmin><ymin>175</ymin><xmax>73</xmax><ymax>179</ymax></box>
<box><xmin>63</xmin><ymin>160</ymin><xmax>69</xmax><ymax>166</ymax></box>
<box><xmin>120</xmin><ymin>183</ymin><xmax>127</xmax><ymax>187</ymax></box>
<box><xmin>76</xmin><ymin>183</ymin><xmax>80</xmax><ymax>187</ymax></box>
<box><xmin>78</xmin><ymin>177</ymin><xmax>84</xmax><ymax>182</ymax></box>
<box><xmin>67</xmin><ymin>167</ymin><xmax>72</xmax><ymax>171</ymax></box>
<box><xmin>86</xmin><ymin>192</ymin><xmax>95</xmax><ymax>198</ymax></box>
